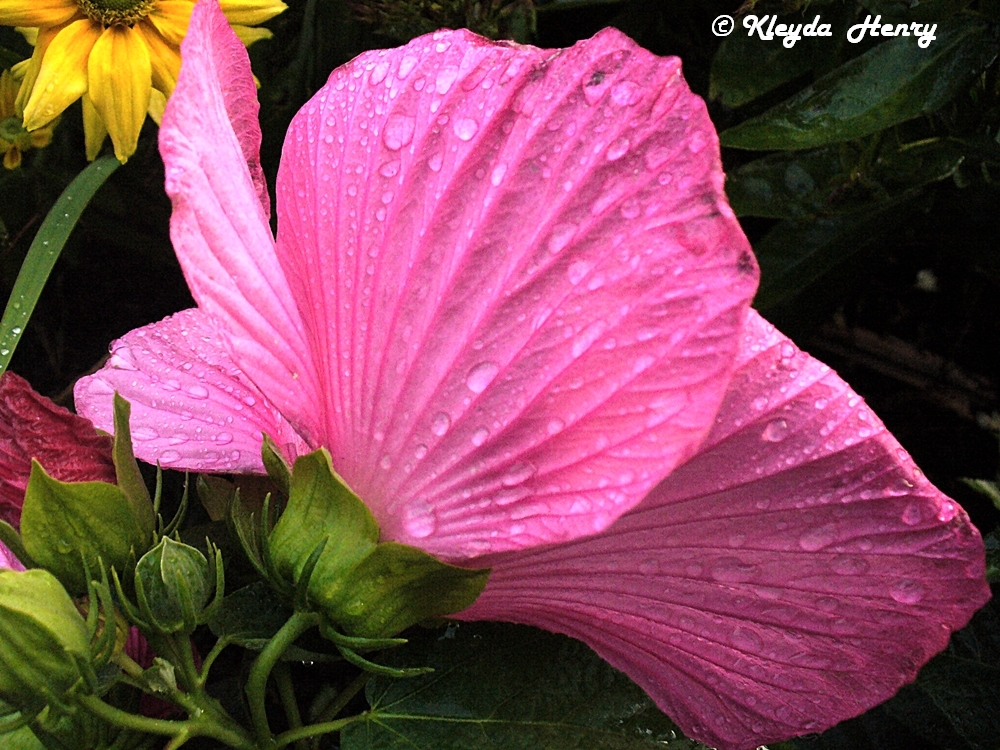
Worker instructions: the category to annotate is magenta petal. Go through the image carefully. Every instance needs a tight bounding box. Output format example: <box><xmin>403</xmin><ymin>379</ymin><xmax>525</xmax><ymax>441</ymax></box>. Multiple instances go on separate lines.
<box><xmin>275</xmin><ymin>28</ymin><xmax>757</xmax><ymax>558</ymax></box>
<box><xmin>0</xmin><ymin>371</ymin><xmax>116</xmax><ymax>527</ymax></box>
<box><xmin>74</xmin><ymin>309</ymin><xmax>309</xmax><ymax>472</ymax></box>
<box><xmin>457</xmin><ymin>311</ymin><xmax>990</xmax><ymax>750</ymax></box>
<box><xmin>158</xmin><ymin>0</ymin><xmax>319</xmax><ymax>444</ymax></box>
<box><xmin>0</xmin><ymin>540</ymin><xmax>25</xmax><ymax>571</ymax></box>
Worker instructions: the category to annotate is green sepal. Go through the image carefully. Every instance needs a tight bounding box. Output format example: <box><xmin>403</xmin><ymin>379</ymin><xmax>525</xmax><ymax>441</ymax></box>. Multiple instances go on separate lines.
<box><xmin>133</xmin><ymin>536</ymin><xmax>221</xmax><ymax>634</ymax></box>
<box><xmin>266</xmin><ymin>448</ymin><xmax>490</xmax><ymax>638</ymax></box>
<box><xmin>261</xmin><ymin>434</ymin><xmax>291</xmax><ymax>497</ymax></box>
<box><xmin>20</xmin><ymin>462</ymin><xmax>150</xmax><ymax>594</ymax></box>
<box><xmin>111</xmin><ymin>394</ymin><xmax>155</xmax><ymax>543</ymax></box>
<box><xmin>0</xmin><ymin>570</ymin><xmax>91</xmax><ymax>710</ymax></box>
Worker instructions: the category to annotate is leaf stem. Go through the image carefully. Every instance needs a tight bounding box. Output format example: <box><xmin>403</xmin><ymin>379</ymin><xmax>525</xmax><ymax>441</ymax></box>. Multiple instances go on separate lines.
<box><xmin>272</xmin><ymin>715</ymin><xmax>361</xmax><ymax>749</ymax></box>
<box><xmin>246</xmin><ymin>610</ymin><xmax>320</xmax><ymax>744</ymax></box>
<box><xmin>274</xmin><ymin>663</ymin><xmax>306</xmax><ymax>750</ymax></box>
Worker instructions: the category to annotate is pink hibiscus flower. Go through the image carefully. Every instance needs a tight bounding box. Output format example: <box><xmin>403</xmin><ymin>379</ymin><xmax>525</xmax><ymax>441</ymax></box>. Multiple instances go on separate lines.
<box><xmin>73</xmin><ymin>2</ymin><xmax>990</xmax><ymax>748</ymax></box>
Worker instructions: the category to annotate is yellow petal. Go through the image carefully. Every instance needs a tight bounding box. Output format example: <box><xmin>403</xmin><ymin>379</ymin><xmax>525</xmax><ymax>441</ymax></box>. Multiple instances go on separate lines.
<box><xmin>146</xmin><ymin>1</ymin><xmax>194</xmax><ymax>46</ymax></box>
<box><xmin>88</xmin><ymin>26</ymin><xmax>151</xmax><ymax>163</ymax></box>
<box><xmin>82</xmin><ymin>93</ymin><xmax>108</xmax><ymax>161</ymax></box>
<box><xmin>0</xmin><ymin>0</ymin><xmax>77</xmax><ymax>28</ymax></box>
<box><xmin>231</xmin><ymin>24</ymin><xmax>273</xmax><ymax>46</ymax></box>
<box><xmin>135</xmin><ymin>22</ymin><xmax>181</xmax><ymax>96</ymax></box>
<box><xmin>219</xmin><ymin>0</ymin><xmax>287</xmax><ymax>26</ymax></box>
<box><xmin>21</xmin><ymin>20</ymin><xmax>99</xmax><ymax>131</ymax></box>
<box><xmin>147</xmin><ymin>88</ymin><xmax>166</xmax><ymax>125</ymax></box>
<box><xmin>4</xmin><ymin>146</ymin><xmax>22</xmax><ymax>170</ymax></box>
<box><xmin>16</xmin><ymin>27</ymin><xmax>39</xmax><ymax>46</ymax></box>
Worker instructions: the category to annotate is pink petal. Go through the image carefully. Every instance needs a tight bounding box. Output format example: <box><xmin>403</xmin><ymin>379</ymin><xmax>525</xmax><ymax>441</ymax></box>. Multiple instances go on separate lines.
<box><xmin>0</xmin><ymin>371</ymin><xmax>116</xmax><ymax>527</ymax></box>
<box><xmin>275</xmin><ymin>28</ymin><xmax>757</xmax><ymax>558</ymax></box>
<box><xmin>0</xmin><ymin>540</ymin><xmax>25</xmax><ymax>571</ymax></box>
<box><xmin>457</xmin><ymin>311</ymin><xmax>990</xmax><ymax>750</ymax></box>
<box><xmin>74</xmin><ymin>309</ymin><xmax>309</xmax><ymax>473</ymax></box>
<box><xmin>158</xmin><ymin>0</ymin><xmax>320</xmax><ymax>445</ymax></box>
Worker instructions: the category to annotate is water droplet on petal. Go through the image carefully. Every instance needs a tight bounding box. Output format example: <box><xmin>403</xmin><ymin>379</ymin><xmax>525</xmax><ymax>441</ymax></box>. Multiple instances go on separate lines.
<box><xmin>187</xmin><ymin>384</ymin><xmax>210</xmax><ymax>399</ymax></box>
<box><xmin>414</xmin><ymin>443</ymin><xmax>428</xmax><ymax>459</ymax></box>
<box><xmin>638</xmin><ymin>558</ymin><xmax>658</xmax><ymax>575</ymax></box>
<box><xmin>490</xmin><ymin>163</ymin><xmax>507</xmax><ymax>186</ymax></box>
<box><xmin>761</xmin><ymin>419</ymin><xmax>788</xmax><ymax>442</ymax></box>
<box><xmin>379</xmin><ymin>454</ymin><xmax>392</xmax><ymax>469</ymax></box>
<box><xmin>403</xmin><ymin>499</ymin><xmax>437</xmax><ymax>538</ymax></box>
<box><xmin>890</xmin><ymin>579</ymin><xmax>925</xmax><ymax>604</ymax></box>
<box><xmin>471</xmin><ymin>426</ymin><xmax>489</xmax><ymax>446</ymax></box>
<box><xmin>901</xmin><ymin>502</ymin><xmax>922</xmax><ymax>526</ymax></box>
<box><xmin>431</xmin><ymin>412</ymin><xmax>451</xmax><ymax>436</ymax></box>
<box><xmin>133</xmin><ymin>427</ymin><xmax>159</xmax><ymax>441</ymax></box>
<box><xmin>546</xmin><ymin>418</ymin><xmax>565</xmax><ymax>435</ymax></box>
<box><xmin>160</xmin><ymin>449</ymin><xmax>181</xmax><ymax>465</ymax></box>
<box><xmin>453</xmin><ymin>118</ymin><xmax>478</xmax><ymax>141</ymax></box>
<box><xmin>502</xmin><ymin>461</ymin><xmax>536</xmax><ymax>487</ymax></box>
<box><xmin>378</xmin><ymin>160</ymin><xmax>400</xmax><ymax>178</ymax></box>
<box><xmin>466</xmin><ymin>361</ymin><xmax>499</xmax><ymax>393</ymax></box>
<box><xmin>547</xmin><ymin>223</ymin><xmax>577</xmax><ymax>254</ymax></box>
<box><xmin>937</xmin><ymin>500</ymin><xmax>957</xmax><ymax>522</ymax></box>
<box><xmin>383</xmin><ymin>113</ymin><xmax>416</xmax><ymax>151</ymax></box>
<box><xmin>605</xmin><ymin>137</ymin><xmax>629</xmax><ymax>161</ymax></box>
<box><xmin>731</xmin><ymin>626</ymin><xmax>763</xmax><ymax>653</ymax></box>
<box><xmin>832</xmin><ymin>554</ymin><xmax>869</xmax><ymax>575</ymax></box>
<box><xmin>798</xmin><ymin>524</ymin><xmax>836</xmax><ymax>551</ymax></box>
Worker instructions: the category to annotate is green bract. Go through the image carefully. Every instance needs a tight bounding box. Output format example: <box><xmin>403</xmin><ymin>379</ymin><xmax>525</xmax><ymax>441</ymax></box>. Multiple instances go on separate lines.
<box><xmin>0</xmin><ymin>570</ymin><xmax>90</xmax><ymax>710</ymax></box>
<box><xmin>262</xmin><ymin>449</ymin><xmax>490</xmax><ymax>638</ymax></box>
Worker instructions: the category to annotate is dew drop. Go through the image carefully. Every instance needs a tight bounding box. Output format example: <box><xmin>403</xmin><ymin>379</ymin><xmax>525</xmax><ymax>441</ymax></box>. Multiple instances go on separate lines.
<box><xmin>187</xmin><ymin>384</ymin><xmax>210</xmax><ymax>399</ymax></box>
<box><xmin>427</xmin><ymin>151</ymin><xmax>443</xmax><ymax>172</ymax></box>
<box><xmin>466</xmin><ymin>361</ymin><xmax>499</xmax><ymax>393</ymax></box>
<box><xmin>890</xmin><ymin>579</ymin><xmax>925</xmax><ymax>604</ymax></box>
<box><xmin>605</xmin><ymin>137</ymin><xmax>630</xmax><ymax>161</ymax></box>
<box><xmin>471</xmin><ymin>426</ymin><xmax>489</xmax><ymax>446</ymax></box>
<box><xmin>453</xmin><ymin>117</ymin><xmax>479</xmax><ymax>141</ymax></box>
<box><xmin>403</xmin><ymin>499</ymin><xmax>437</xmax><ymax>538</ymax></box>
<box><xmin>937</xmin><ymin>500</ymin><xmax>957</xmax><ymax>522</ymax></box>
<box><xmin>431</xmin><ymin>411</ymin><xmax>451</xmax><ymax>436</ymax></box>
<box><xmin>567</xmin><ymin>259</ymin><xmax>593</xmax><ymax>286</ymax></box>
<box><xmin>638</xmin><ymin>558</ymin><xmax>658</xmax><ymax>575</ymax></box>
<box><xmin>761</xmin><ymin>418</ymin><xmax>789</xmax><ymax>443</ymax></box>
<box><xmin>547</xmin><ymin>223</ymin><xmax>577</xmax><ymax>254</ymax></box>
<box><xmin>132</xmin><ymin>426</ymin><xmax>159</xmax><ymax>441</ymax></box>
<box><xmin>502</xmin><ymin>461</ymin><xmax>536</xmax><ymax>487</ymax></box>
<box><xmin>546</xmin><ymin>418</ymin><xmax>565</xmax><ymax>435</ymax></box>
<box><xmin>383</xmin><ymin>113</ymin><xmax>416</xmax><ymax>150</ymax></box>
<box><xmin>901</xmin><ymin>502</ymin><xmax>922</xmax><ymax>526</ymax></box>
<box><xmin>160</xmin><ymin>449</ymin><xmax>181</xmax><ymax>465</ymax></box>
<box><xmin>490</xmin><ymin>163</ymin><xmax>507</xmax><ymax>186</ymax></box>
<box><xmin>414</xmin><ymin>443</ymin><xmax>428</xmax><ymax>459</ymax></box>
<box><xmin>798</xmin><ymin>524</ymin><xmax>836</xmax><ymax>551</ymax></box>
<box><xmin>378</xmin><ymin>160</ymin><xmax>400</xmax><ymax>178</ymax></box>
<box><xmin>379</xmin><ymin>454</ymin><xmax>392</xmax><ymax>469</ymax></box>
<box><xmin>832</xmin><ymin>554</ymin><xmax>869</xmax><ymax>575</ymax></box>
<box><xmin>731</xmin><ymin>626</ymin><xmax>763</xmax><ymax>653</ymax></box>
<box><xmin>711</xmin><ymin>558</ymin><xmax>761</xmax><ymax>583</ymax></box>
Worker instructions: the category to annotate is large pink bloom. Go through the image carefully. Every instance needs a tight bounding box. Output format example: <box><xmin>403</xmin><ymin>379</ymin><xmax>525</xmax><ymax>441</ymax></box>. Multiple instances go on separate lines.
<box><xmin>74</xmin><ymin>2</ymin><xmax>989</xmax><ymax>748</ymax></box>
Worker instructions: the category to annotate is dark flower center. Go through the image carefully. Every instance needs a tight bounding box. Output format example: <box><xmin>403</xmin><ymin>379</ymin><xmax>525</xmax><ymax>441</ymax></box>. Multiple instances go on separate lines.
<box><xmin>77</xmin><ymin>0</ymin><xmax>156</xmax><ymax>26</ymax></box>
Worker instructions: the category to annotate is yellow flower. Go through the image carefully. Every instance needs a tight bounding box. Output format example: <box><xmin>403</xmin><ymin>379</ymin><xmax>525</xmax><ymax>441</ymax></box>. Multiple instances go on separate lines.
<box><xmin>0</xmin><ymin>67</ymin><xmax>57</xmax><ymax>169</ymax></box>
<box><xmin>0</xmin><ymin>0</ymin><xmax>286</xmax><ymax>163</ymax></box>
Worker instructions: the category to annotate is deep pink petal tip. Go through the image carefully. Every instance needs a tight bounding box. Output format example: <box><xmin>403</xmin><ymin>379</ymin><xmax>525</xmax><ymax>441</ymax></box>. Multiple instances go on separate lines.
<box><xmin>457</xmin><ymin>310</ymin><xmax>990</xmax><ymax>749</ymax></box>
<box><xmin>1</xmin><ymin>371</ymin><xmax>116</xmax><ymax>527</ymax></box>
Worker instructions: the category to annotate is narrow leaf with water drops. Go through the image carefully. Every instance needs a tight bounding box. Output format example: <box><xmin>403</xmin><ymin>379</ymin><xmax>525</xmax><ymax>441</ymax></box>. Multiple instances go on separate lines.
<box><xmin>0</xmin><ymin>156</ymin><xmax>121</xmax><ymax>377</ymax></box>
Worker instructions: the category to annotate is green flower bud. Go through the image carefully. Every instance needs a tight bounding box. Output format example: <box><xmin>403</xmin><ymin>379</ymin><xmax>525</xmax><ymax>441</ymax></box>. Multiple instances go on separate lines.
<box><xmin>133</xmin><ymin>536</ymin><xmax>217</xmax><ymax>634</ymax></box>
<box><xmin>0</xmin><ymin>570</ymin><xmax>90</xmax><ymax>710</ymax></box>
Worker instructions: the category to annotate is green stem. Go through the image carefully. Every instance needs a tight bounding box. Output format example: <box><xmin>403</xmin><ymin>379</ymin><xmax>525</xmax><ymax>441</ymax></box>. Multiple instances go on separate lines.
<box><xmin>313</xmin><ymin>672</ymin><xmax>368</xmax><ymax>726</ymax></box>
<box><xmin>77</xmin><ymin>694</ymin><xmax>256</xmax><ymax>750</ymax></box>
<box><xmin>246</xmin><ymin>610</ymin><xmax>320</xmax><ymax>745</ymax></box>
<box><xmin>274</xmin><ymin>663</ymin><xmax>306</xmax><ymax>750</ymax></box>
<box><xmin>197</xmin><ymin>634</ymin><xmax>233</xmax><ymax>688</ymax></box>
<box><xmin>272</xmin><ymin>715</ymin><xmax>361</xmax><ymax>749</ymax></box>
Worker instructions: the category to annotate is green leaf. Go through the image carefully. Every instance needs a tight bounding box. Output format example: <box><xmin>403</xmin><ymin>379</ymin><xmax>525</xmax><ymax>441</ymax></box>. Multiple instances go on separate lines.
<box><xmin>342</xmin><ymin>622</ymin><xmax>708</xmax><ymax>750</ymax></box>
<box><xmin>111</xmin><ymin>394</ymin><xmax>154</xmax><ymax>542</ymax></box>
<box><xmin>208</xmin><ymin>581</ymin><xmax>291</xmax><ymax>649</ymax></box>
<box><xmin>720</xmin><ymin>17</ymin><xmax>996</xmax><ymax>150</ymax></box>
<box><xmin>0</xmin><ymin>156</ymin><xmax>120</xmax><ymax>378</ymax></box>
<box><xmin>753</xmin><ymin>192</ymin><xmax>919</xmax><ymax>309</ymax></box>
<box><xmin>20</xmin><ymin>462</ymin><xmax>149</xmax><ymax>593</ymax></box>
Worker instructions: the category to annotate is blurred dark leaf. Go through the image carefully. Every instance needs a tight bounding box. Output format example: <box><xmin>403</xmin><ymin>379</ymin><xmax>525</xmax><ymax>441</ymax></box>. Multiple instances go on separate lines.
<box><xmin>342</xmin><ymin>622</ymin><xmax>708</xmax><ymax>750</ymax></box>
<box><xmin>754</xmin><ymin>192</ymin><xmax>920</xmax><ymax>308</ymax></box>
<box><xmin>721</xmin><ymin>16</ymin><xmax>997</xmax><ymax>150</ymax></box>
